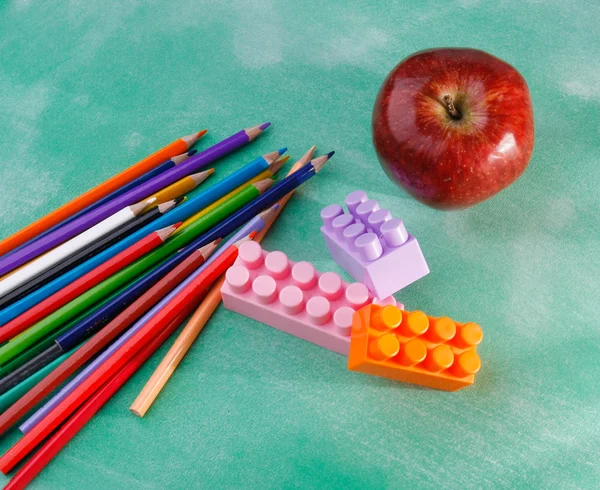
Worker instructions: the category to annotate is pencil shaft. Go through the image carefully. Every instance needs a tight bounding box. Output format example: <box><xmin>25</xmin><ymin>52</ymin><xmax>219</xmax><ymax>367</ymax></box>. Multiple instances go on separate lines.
<box><xmin>0</xmin><ymin>127</ymin><xmax>262</xmax><ymax>276</ymax></box>
<box><xmin>0</xmin><ymin>134</ymin><xmax>199</xmax><ymax>258</ymax></box>
<box><xmin>0</xmin><ymin>205</ymin><xmax>166</xmax><ymax>310</ymax></box>
<box><xmin>0</xmin><ymin>153</ymin><xmax>271</xmax><ymax>328</ymax></box>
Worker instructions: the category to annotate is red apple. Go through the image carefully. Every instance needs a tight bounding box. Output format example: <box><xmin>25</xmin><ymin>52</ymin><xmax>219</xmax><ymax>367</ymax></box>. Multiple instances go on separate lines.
<box><xmin>372</xmin><ymin>48</ymin><xmax>534</xmax><ymax>209</ymax></box>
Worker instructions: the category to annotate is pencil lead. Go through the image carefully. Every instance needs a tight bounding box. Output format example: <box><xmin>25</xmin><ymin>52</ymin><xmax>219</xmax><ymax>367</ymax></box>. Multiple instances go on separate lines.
<box><xmin>131</xmin><ymin>197</ymin><xmax>157</xmax><ymax>216</ymax></box>
<box><xmin>278</xmin><ymin>147</ymin><xmax>287</xmax><ymax>155</ymax></box>
<box><xmin>198</xmin><ymin>239</ymin><xmax>221</xmax><ymax>259</ymax></box>
<box><xmin>157</xmin><ymin>199</ymin><xmax>178</xmax><ymax>214</ymax></box>
<box><xmin>189</xmin><ymin>169</ymin><xmax>214</xmax><ymax>186</ymax></box>
<box><xmin>173</xmin><ymin>196</ymin><xmax>185</xmax><ymax>205</ymax></box>
<box><xmin>187</xmin><ymin>149</ymin><xmax>198</xmax><ymax>156</ymax></box>
<box><xmin>253</xmin><ymin>179</ymin><xmax>274</xmax><ymax>194</ymax></box>
<box><xmin>326</xmin><ymin>151</ymin><xmax>335</xmax><ymax>160</ymax></box>
<box><xmin>246</xmin><ymin>122</ymin><xmax>271</xmax><ymax>141</ymax></box>
<box><xmin>156</xmin><ymin>223</ymin><xmax>180</xmax><ymax>241</ymax></box>
<box><xmin>234</xmin><ymin>232</ymin><xmax>258</xmax><ymax>248</ymax></box>
<box><xmin>181</xmin><ymin>130</ymin><xmax>207</xmax><ymax>148</ymax></box>
<box><xmin>268</xmin><ymin>155</ymin><xmax>289</xmax><ymax>176</ymax></box>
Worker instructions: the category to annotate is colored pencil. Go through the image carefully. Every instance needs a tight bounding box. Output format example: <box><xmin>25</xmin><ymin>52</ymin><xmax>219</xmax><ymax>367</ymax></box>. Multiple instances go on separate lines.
<box><xmin>0</xmin><ymin>198</ymin><xmax>156</xmax><ymax>299</ymax></box>
<box><xmin>0</xmin><ymin>237</ymin><xmax>248</xmax><ymax>474</ymax></box>
<box><xmin>0</xmin><ymin>225</ymin><xmax>179</xmax><ymax>363</ymax></box>
<box><xmin>13</xmin><ymin>240</ymin><xmax>219</xmax><ymax>436</ymax></box>
<box><xmin>130</xmin><ymin>147</ymin><xmax>315</xmax><ymax>416</ymax></box>
<box><xmin>9</xmin><ymin>150</ymin><xmax>197</xmax><ymax>255</ymax></box>
<box><xmin>178</xmin><ymin>154</ymin><xmax>288</xmax><ymax>231</ymax></box>
<box><xmin>0</xmin><ymin>240</ymin><xmax>219</xmax><ymax>399</ymax></box>
<box><xmin>0</xmin><ymin>199</ymin><xmax>182</xmax><ymax>311</ymax></box>
<box><xmin>0</xmin><ymin>224</ymin><xmax>179</xmax><ymax>344</ymax></box>
<box><xmin>0</xmin><ymin>124</ymin><xmax>269</xmax><ymax>276</ymax></box>
<box><xmin>0</xmin><ymin>132</ymin><xmax>205</xmax><ymax>258</ymax></box>
<box><xmin>0</xmin><ymin>348</ymin><xmax>74</xmax><ymax>414</ymax></box>
<box><xmin>22</xmin><ymin>152</ymin><xmax>329</xmax><ymax>423</ymax></box>
<box><xmin>145</xmin><ymin>169</ymin><xmax>213</xmax><ymax>207</ymax></box>
<box><xmin>0</xmin><ymin>149</ymin><xmax>281</xmax><ymax>328</ymax></box>
<box><xmin>3</xmin><ymin>313</ymin><xmax>187</xmax><ymax>490</ymax></box>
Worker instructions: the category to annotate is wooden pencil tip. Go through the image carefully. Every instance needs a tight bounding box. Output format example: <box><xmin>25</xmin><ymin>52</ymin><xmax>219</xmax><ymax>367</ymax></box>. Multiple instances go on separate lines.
<box><xmin>198</xmin><ymin>239</ymin><xmax>221</xmax><ymax>259</ymax></box>
<box><xmin>253</xmin><ymin>179</ymin><xmax>274</xmax><ymax>194</ymax></box>
<box><xmin>156</xmin><ymin>222</ymin><xmax>181</xmax><ymax>241</ymax></box>
<box><xmin>171</xmin><ymin>152</ymin><xmax>190</xmax><ymax>165</ymax></box>
<box><xmin>258</xmin><ymin>204</ymin><xmax>281</xmax><ymax>224</ymax></box>
<box><xmin>312</xmin><ymin>154</ymin><xmax>332</xmax><ymax>173</ymax></box>
<box><xmin>181</xmin><ymin>130</ymin><xmax>206</xmax><ymax>148</ymax></box>
<box><xmin>246</xmin><ymin>122</ymin><xmax>271</xmax><ymax>141</ymax></box>
<box><xmin>189</xmin><ymin>169</ymin><xmax>214</xmax><ymax>186</ymax></box>
<box><xmin>131</xmin><ymin>197</ymin><xmax>156</xmax><ymax>216</ymax></box>
<box><xmin>157</xmin><ymin>199</ymin><xmax>178</xmax><ymax>214</ymax></box>
<box><xmin>289</xmin><ymin>145</ymin><xmax>317</xmax><ymax>173</ymax></box>
<box><xmin>269</xmin><ymin>155</ymin><xmax>289</xmax><ymax>176</ymax></box>
<box><xmin>234</xmin><ymin>232</ymin><xmax>257</xmax><ymax>248</ymax></box>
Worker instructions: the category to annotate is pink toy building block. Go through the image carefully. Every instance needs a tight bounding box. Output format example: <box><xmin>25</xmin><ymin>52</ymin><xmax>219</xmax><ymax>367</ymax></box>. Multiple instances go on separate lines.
<box><xmin>320</xmin><ymin>191</ymin><xmax>429</xmax><ymax>299</ymax></box>
<box><xmin>221</xmin><ymin>241</ymin><xmax>401</xmax><ymax>356</ymax></box>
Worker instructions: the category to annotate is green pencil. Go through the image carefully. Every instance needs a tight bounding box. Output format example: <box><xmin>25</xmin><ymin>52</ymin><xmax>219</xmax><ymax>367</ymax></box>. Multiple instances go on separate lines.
<box><xmin>0</xmin><ymin>180</ymin><xmax>271</xmax><ymax>365</ymax></box>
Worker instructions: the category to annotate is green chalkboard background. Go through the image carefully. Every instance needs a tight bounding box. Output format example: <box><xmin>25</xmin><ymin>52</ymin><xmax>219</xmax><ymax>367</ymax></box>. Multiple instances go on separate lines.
<box><xmin>0</xmin><ymin>0</ymin><xmax>598</xmax><ymax>488</ymax></box>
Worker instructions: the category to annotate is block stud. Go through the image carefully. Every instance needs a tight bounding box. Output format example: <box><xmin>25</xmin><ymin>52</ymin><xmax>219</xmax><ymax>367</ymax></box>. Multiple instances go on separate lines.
<box><xmin>345</xmin><ymin>282</ymin><xmax>370</xmax><ymax>309</ymax></box>
<box><xmin>453</xmin><ymin>322</ymin><xmax>483</xmax><ymax>348</ymax></box>
<box><xmin>291</xmin><ymin>261</ymin><xmax>317</xmax><ymax>290</ymax></box>
<box><xmin>397</xmin><ymin>338</ymin><xmax>427</xmax><ymax>366</ymax></box>
<box><xmin>225</xmin><ymin>265</ymin><xmax>251</xmax><ymax>294</ymax></box>
<box><xmin>343</xmin><ymin>222</ymin><xmax>366</xmax><ymax>250</ymax></box>
<box><xmin>356</xmin><ymin>199</ymin><xmax>380</xmax><ymax>225</ymax></box>
<box><xmin>450</xmin><ymin>351</ymin><xmax>481</xmax><ymax>378</ymax></box>
<box><xmin>279</xmin><ymin>285</ymin><xmax>304</xmax><ymax>315</ymax></box>
<box><xmin>367</xmin><ymin>209</ymin><xmax>392</xmax><ymax>235</ymax></box>
<box><xmin>252</xmin><ymin>275</ymin><xmax>277</xmax><ymax>304</ymax></box>
<box><xmin>318</xmin><ymin>272</ymin><xmax>343</xmax><ymax>300</ymax></box>
<box><xmin>381</xmin><ymin>219</ymin><xmax>409</xmax><ymax>247</ymax></box>
<box><xmin>345</xmin><ymin>190</ymin><xmax>368</xmax><ymax>215</ymax></box>
<box><xmin>355</xmin><ymin>232</ymin><xmax>383</xmax><ymax>262</ymax></box>
<box><xmin>332</xmin><ymin>214</ymin><xmax>354</xmax><ymax>240</ymax></box>
<box><xmin>399</xmin><ymin>311</ymin><xmax>429</xmax><ymax>337</ymax></box>
<box><xmin>238</xmin><ymin>241</ymin><xmax>264</xmax><ymax>269</ymax></box>
<box><xmin>372</xmin><ymin>305</ymin><xmax>402</xmax><ymax>331</ymax></box>
<box><xmin>333</xmin><ymin>306</ymin><xmax>355</xmax><ymax>336</ymax></box>
<box><xmin>265</xmin><ymin>251</ymin><xmax>290</xmax><ymax>280</ymax></box>
<box><xmin>321</xmin><ymin>204</ymin><xmax>344</xmax><ymax>230</ymax></box>
<box><xmin>423</xmin><ymin>345</ymin><xmax>454</xmax><ymax>372</ymax></box>
<box><xmin>368</xmin><ymin>334</ymin><xmax>400</xmax><ymax>361</ymax></box>
<box><xmin>306</xmin><ymin>296</ymin><xmax>331</xmax><ymax>325</ymax></box>
<box><xmin>426</xmin><ymin>317</ymin><xmax>456</xmax><ymax>343</ymax></box>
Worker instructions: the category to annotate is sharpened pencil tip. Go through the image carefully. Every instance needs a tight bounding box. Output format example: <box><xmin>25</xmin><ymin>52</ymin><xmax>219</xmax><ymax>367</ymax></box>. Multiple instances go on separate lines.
<box><xmin>326</xmin><ymin>151</ymin><xmax>335</xmax><ymax>159</ymax></box>
<box><xmin>188</xmin><ymin>149</ymin><xmax>197</xmax><ymax>156</ymax></box>
<box><xmin>259</xmin><ymin>122</ymin><xmax>271</xmax><ymax>130</ymax></box>
<box><xmin>199</xmin><ymin>239</ymin><xmax>221</xmax><ymax>258</ymax></box>
<box><xmin>173</xmin><ymin>221</ymin><xmax>183</xmax><ymax>229</ymax></box>
<box><xmin>174</xmin><ymin>196</ymin><xmax>185</xmax><ymax>205</ymax></box>
<box><xmin>181</xmin><ymin>130</ymin><xmax>207</xmax><ymax>148</ymax></box>
<box><xmin>278</xmin><ymin>147</ymin><xmax>287</xmax><ymax>155</ymax></box>
<box><xmin>254</xmin><ymin>178</ymin><xmax>274</xmax><ymax>194</ymax></box>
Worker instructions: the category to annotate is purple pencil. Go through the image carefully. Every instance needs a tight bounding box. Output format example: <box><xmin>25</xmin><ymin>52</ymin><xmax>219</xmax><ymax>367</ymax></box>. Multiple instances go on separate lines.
<box><xmin>0</xmin><ymin>123</ymin><xmax>270</xmax><ymax>276</ymax></box>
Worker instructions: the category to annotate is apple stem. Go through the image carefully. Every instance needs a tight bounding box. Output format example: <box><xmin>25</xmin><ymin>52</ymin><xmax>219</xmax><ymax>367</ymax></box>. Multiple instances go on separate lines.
<box><xmin>442</xmin><ymin>95</ymin><xmax>462</xmax><ymax>120</ymax></box>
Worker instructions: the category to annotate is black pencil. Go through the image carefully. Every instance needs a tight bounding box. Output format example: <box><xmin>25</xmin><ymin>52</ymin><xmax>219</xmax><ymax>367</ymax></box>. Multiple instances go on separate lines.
<box><xmin>0</xmin><ymin>198</ymin><xmax>182</xmax><ymax>311</ymax></box>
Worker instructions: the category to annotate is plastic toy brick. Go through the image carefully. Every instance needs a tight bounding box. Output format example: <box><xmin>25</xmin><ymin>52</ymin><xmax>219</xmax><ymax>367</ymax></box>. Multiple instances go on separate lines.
<box><xmin>348</xmin><ymin>304</ymin><xmax>482</xmax><ymax>391</ymax></box>
<box><xmin>320</xmin><ymin>190</ymin><xmax>429</xmax><ymax>299</ymax></box>
<box><xmin>221</xmin><ymin>241</ymin><xmax>401</xmax><ymax>356</ymax></box>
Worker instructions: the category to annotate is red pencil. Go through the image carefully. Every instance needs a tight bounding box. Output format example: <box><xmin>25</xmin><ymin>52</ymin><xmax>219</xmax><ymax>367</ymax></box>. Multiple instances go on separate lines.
<box><xmin>3</xmin><ymin>311</ymin><xmax>189</xmax><ymax>490</ymax></box>
<box><xmin>0</xmin><ymin>224</ymin><xmax>180</xmax><ymax>343</ymax></box>
<box><xmin>0</xmin><ymin>234</ymin><xmax>251</xmax><ymax>473</ymax></box>
<box><xmin>0</xmin><ymin>240</ymin><xmax>220</xmax><ymax>436</ymax></box>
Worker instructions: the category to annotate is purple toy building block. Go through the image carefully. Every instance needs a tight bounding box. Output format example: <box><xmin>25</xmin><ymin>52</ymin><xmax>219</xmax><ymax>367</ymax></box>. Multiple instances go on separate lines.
<box><xmin>320</xmin><ymin>191</ymin><xmax>429</xmax><ymax>298</ymax></box>
<box><xmin>221</xmin><ymin>241</ymin><xmax>401</xmax><ymax>356</ymax></box>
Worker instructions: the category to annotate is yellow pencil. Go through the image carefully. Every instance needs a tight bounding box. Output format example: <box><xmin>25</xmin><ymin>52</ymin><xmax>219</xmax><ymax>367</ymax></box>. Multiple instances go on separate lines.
<box><xmin>145</xmin><ymin>169</ymin><xmax>214</xmax><ymax>209</ymax></box>
<box><xmin>176</xmin><ymin>155</ymin><xmax>289</xmax><ymax>232</ymax></box>
<box><xmin>129</xmin><ymin>147</ymin><xmax>315</xmax><ymax>417</ymax></box>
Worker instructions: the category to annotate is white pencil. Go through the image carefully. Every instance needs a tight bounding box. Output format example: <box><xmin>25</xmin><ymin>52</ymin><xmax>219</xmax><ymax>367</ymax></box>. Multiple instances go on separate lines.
<box><xmin>0</xmin><ymin>198</ymin><xmax>155</xmax><ymax>298</ymax></box>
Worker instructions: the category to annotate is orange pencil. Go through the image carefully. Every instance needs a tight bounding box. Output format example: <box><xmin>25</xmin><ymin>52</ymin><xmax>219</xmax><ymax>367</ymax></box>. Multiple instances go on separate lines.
<box><xmin>0</xmin><ymin>131</ymin><xmax>206</xmax><ymax>257</ymax></box>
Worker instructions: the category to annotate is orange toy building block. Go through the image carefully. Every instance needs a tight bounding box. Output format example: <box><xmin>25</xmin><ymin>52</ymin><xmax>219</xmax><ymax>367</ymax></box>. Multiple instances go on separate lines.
<box><xmin>348</xmin><ymin>304</ymin><xmax>482</xmax><ymax>391</ymax></box>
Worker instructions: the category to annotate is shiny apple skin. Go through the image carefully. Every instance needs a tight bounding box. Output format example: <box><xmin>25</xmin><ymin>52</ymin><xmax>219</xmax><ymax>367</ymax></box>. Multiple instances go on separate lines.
<box><xmin>372</xmin><ymin>48</ymin><xmax>535</xmax><ymax>210</ymax></box>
